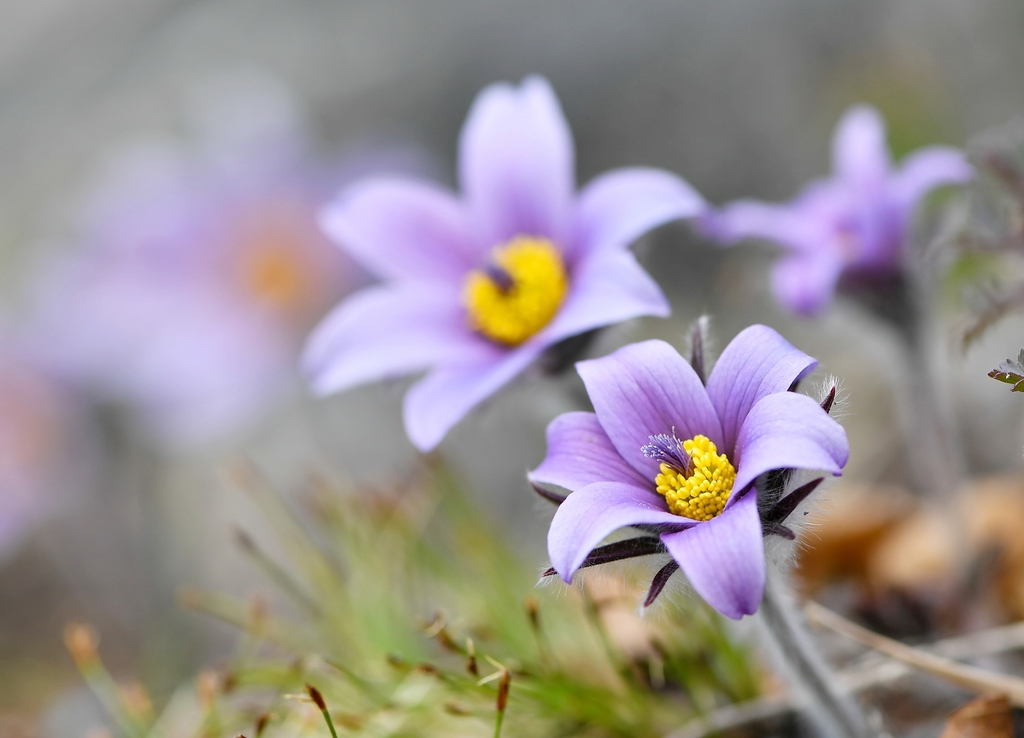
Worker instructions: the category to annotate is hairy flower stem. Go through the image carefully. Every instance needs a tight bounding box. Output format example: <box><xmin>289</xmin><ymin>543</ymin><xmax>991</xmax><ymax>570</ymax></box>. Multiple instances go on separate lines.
<box><xmin>861</xmin><ymin>275</ymin><xmax>963</xmax><ymax>500</ymax></box>
<box><xmin>757</xmin><ymin>569</ymin><xmax>873</xmax><ymax>738</ymax></box>
<box><xmin>899</xmin><ymin>295</ymin><xmax>963</xmax><ymax>501</ymax></box>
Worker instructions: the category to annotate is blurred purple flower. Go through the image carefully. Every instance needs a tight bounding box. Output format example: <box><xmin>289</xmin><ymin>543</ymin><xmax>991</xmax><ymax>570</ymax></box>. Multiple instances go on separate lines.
<box><xmin>533</xmin><ymin>326</ymin><xmax>848</xmax><ymax>619</ymax></box>
<box><xmin>0</xmin><ymin>339</ymin><xmax>97</xmax><ymax>559</ymax></box>
<box><xmin>304</xmin><ymin>76</ymin><xmax>706</xmax><ymax>451</ymax></box>
<box><xmin>31</xmin><ymin>79</ymin><xmax>358</xmax><ymax>446</ymax></box>
<box><xmin>703</xmin><ymin>105</ymin><xmax>973</xmax><ymax>315</ymax></box>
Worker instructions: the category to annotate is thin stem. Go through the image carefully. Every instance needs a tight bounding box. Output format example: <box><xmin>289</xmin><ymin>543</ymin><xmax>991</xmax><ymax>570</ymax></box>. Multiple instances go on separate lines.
<box><xmin>757</xmin><ymin>568</ymin><xmax>873</xmax><ymax>738</ymax></box>
<box><xmin>306</xmin><ymin>684</ymin><xmax>340</xmax><ymax>738</ymax></box>
<box><xmin>895</xmin><ymin>289</ymin><xmax>963</xmax><ymax>501</ymax></box>
<box><xmin>856</xmin><ymin>268</ymin><xmax>963</xmax><ymax>500</ymax></box>
<box><xmin>320</xmin><ymin>708</ymin><xmax>340</xmax><ymax>738</ymax></box>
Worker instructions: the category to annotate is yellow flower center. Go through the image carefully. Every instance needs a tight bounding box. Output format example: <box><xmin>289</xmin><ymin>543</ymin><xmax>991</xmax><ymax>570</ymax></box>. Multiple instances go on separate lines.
<box><xmin>242</xmin><ymin>247</ymin><xmax>306</xmax><ymax>309</ymax></box>
<box><xmin>654</xmin><ymin>435</ymin><xmax>736</xmax><ymax>522</ymax></box>
<box><xmin>463</xmin><ymin>236</ymin><xmax>568</xmax><ymax>346</ymax></box>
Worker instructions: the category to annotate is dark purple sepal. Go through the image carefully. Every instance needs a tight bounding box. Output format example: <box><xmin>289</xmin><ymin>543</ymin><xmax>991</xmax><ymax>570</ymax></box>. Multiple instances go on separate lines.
<box><xmin>764</xmin><ymin>477</ymin><xmax>824</xmax><ymax>525</ymax></box>
<box><xmin>531</xmin><ymin>482</ymin><xmax>566</xmax><ymax>505</ymax></box>
<box><xmin>644</xmin><ymin>559</ymin><xmax>680</xmax><ymax>607</ymax></box>
<box><xmin>762</xmin><ymin>521</ymin><xmax>796</xmax><ymax>539</ymax></box>
<box><xmin>631</xmin><ymin>522</ymin><xmax>693</xmax><ymax>535</ymax></box>
<box><xmin>820</xmin><ymin>386</ymin><xmax>836</xmax><ymax>414</ymax></box>
<box><xmin>539</xmin><ymin>328</ymin><xmax>601</xmax><ymax>376</ymax></box>
<box><xmin>540</xmin><ymin>535</ymin><xmax>665</xmax><ymax>577</ymax></box>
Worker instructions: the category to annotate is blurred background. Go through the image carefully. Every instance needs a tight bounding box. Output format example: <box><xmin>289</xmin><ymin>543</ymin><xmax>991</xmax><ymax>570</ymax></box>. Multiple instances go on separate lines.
<box><xmin>3</xmin><ymin>0</ymin><xmax>1024</xmax><ymax>734</ymax></box>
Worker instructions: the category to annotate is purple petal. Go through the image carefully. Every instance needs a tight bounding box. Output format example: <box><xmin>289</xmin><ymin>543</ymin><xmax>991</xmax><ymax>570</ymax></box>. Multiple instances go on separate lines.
<box><xmin>574</xmin><ymin>167</ymin><xmax>705</xmax><ymax>257</ymax></box>
<box><xmin>529</xmin><ymin>412</ymin><xmax>650</xmax><ymax>492</ymax></box>
<box><xmin>705</xmin><ymin>324</ymin><xmax>818</xmax><ymax>454</ymax></box>
<box><xmin>704</xmin><ymin>198</ymin><xmax>823</xmax><ymax>250</ymax></box>
<box><xmin>577</xmin><ymin>340</ymin><xmax>723</xmax><ymax>479</ymax></box>
<box><xmin>319</xmin><ymin>177</ymin><xmax>478</xmax><ymax>284</ymax></box>
<box><xmin>540</xmin><ymin>249</ymin><xmax>670</xmax><ymax>345</ymax></box>
<box><xmin>458</xmin><ymin>76</ymin><xmax>574</xmax><ymax>247</ymax></box>
<box><xmin>402</xmin><ymin>342</ymin><xmax>546</xmax><ymax>452</ymax></box>
<box><xmin>661</xmin><ymin>491</ymin><xmax>765</xmax><ymax>619</ymax></box>
<box><xmin>890</xmin><ymin>146</ymin><xmax>973</xmax><ymax>213</ymax></box>
<box><xmin>731</xmin><ymin>391</ymin><xmax>848</xmax><ymax>495</ymax></box>
<box><xmin>700</xmin><ymin>187</ymin><xmax>843</xmax><ymax>255</ymax></box>
<box><xmin>770</xmin><ymin>253</ymin><xmax>844</xmax><ymax>316</ymax></box>
<box><xmin>831</xmin><ymin>105</ymin><xmax>892</xmax><ymax>186</ymax></box>
<box><xmin>303</xmin><ymin>284</ymin><xmax>493</xmax><ymax>396</ymax></box>
<box><xmin>548</xmin><ymin>481</ymin><xmax>695</xmax><ymax>582</ymax></box>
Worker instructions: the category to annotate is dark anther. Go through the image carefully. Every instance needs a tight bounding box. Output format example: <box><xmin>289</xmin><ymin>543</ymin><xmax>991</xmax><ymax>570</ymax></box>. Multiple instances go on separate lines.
<box><xmin>764</xmin><ymin>477</ymin><xmax>824</xmax><ymax>525</ymax></box>
<box><xmin>531</xmin><ymin>482</ymin><xmax>565</xmax><ymax>505</ymax></box>
<box><xmin>644</xmin><ymin>560</ymin><xmax>680</xmax><ymax>607</ymax></box>
<box><xmin>484</xmin><ymin>263</ymin><xmax>514</xmax><ymax>292</ymax></box>
<box><xmin>821</xmin><ymin>386</ymin><xmax>836</xmax><ymax>415</ymax></box>
<box><xmin>540</xmin><ymin>536</ymin><xmax>665</xmax><ymax>577</ymax></box>
<box><xmin>641</xmin><ymin>432</ymin><xmax>692</xmax><ymax>475</ymax></box>
<box><xmin>690</xmin><ymin>316</ymin><xmax>709</xmax><ymax>386</ymax></box>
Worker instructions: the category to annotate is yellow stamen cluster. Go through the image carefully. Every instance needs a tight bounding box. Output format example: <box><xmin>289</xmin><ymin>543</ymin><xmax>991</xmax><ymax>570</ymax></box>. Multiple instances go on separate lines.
<box><xmin>655</xmin><ymin>435</ymin><xmax>736</xmax><ymax>521</ymax></box>
<box><xmin>464</xmin><ymin>237</ymin><xmax>568</xmax><ymax>346</ymax></box>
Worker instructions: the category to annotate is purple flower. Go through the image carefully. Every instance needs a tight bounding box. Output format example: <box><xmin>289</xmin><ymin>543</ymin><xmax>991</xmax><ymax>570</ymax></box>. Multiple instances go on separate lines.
<box><xmin>303</xmin><ymin>76</ymin><xmax>706</xmax><ymax>452</ymax></box>
<box><xmin>30</xmin><ymin>80</ymin><xmax>358</xmax><ymax>446</ymax></box>
<box><xmin>532</xmin><ymin>325</ymin><xmax>848</xmax><ymax>619</ymax></box>
<box><xmin>703</xmin><ymin>105</ymin><xmax>973</xmax><ymax>315</ymax></box>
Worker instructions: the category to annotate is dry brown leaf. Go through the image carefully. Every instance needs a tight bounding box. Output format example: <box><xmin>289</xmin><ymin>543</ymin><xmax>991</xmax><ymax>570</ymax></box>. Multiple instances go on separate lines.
<box><xmin>584</xmin><ymin>570</ymin><xmax>659</xmax><ymax>660</ymax></box>
<box><xmin>867</xmin><ymin>509</ymin><xmax>957</xmax><ymax>591</ymax></box>
<box><xmin>795</xmin><ymin>483</ymin><xmax>914</xmax><ymax>592</ymax></box>
<box><xmin>963</xmin><ymin>476</ymin><xmax>1024</xmax><ymax>619</ymax></box>
<box><xmin>939</xmin><ymin>694</ymin><xmax>1013</xmax><ymax>738</ymax></box>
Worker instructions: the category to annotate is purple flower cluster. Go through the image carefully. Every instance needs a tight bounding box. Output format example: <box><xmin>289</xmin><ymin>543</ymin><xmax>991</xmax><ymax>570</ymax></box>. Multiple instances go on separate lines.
<box><xmin>532</xmin><ymin>326</ymin><xmax>848</xmax><ymax>618</ymax></box>
<box><xmin>703</xmin><ymin>105</ymin><xmax>973</xmax><ymax>315</ymax></box>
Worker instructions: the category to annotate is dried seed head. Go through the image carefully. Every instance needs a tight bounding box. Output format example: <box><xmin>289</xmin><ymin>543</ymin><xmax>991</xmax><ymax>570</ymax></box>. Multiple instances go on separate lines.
<box><xmin>196</xmin><ymin>670</ymin><xmax>220</xmax><ymax>708</ymax></box>
<box><xmin>524</xmin><ymin>596</ymin><xmax>540</xmax><ymax>631</ymax></box>
<box><xmin>466</xmin><ymin>638</ymin><xmax>479</xmax><ymax>676</ymax></box>
<box><xmin>64</xmin><ymin>623</ymin><xmax>99</xmax><ymax>667</ymax></box>
<box><xmin>248</xmin><ymin>596</ymin><xmax>270</xmax><ymax>636</ymax></box>
<box><xmin>305</xmin><ymin>683</ymin><xmax>327</xmax><ymax>711</ymax></box>
<box><xmin>497</xmin><ymin>670</ymin><xmax>511</xmax><ymax>713</ymax></box>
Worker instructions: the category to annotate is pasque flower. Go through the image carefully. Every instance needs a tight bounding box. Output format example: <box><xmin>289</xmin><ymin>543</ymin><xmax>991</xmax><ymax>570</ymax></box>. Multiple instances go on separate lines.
<box><xmin>303</xmin><ymin>76</ymin><xmax>706</xmax><ymax>451</ymax></box>
<box><xmin>703</xmin><ymin>105</ymin><xmax>973</xmax><ymax>315</ymax></box>
<box><xmin>533</xmin><ymin>325</ymin><xmax>848</xmax><ymax>619</ymax></box>
<box><xmin>31</xmin><ymin>78</ymin><xmax>354</xmax><ymax>446</ymax></box>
